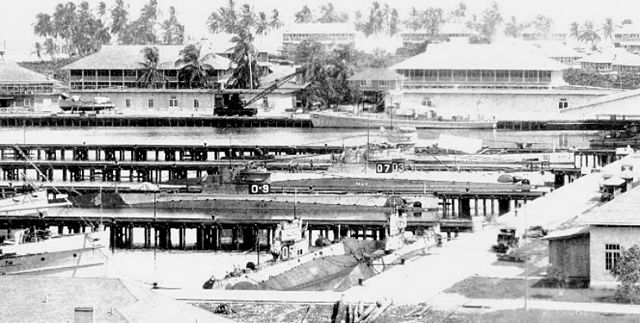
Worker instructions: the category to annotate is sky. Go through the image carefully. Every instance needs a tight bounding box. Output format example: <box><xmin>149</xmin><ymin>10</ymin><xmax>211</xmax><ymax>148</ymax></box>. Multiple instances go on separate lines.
<box><xmin>3</xmin><ymin>0</ymin><xmax>640</xmax><ymax>59</ymax></box>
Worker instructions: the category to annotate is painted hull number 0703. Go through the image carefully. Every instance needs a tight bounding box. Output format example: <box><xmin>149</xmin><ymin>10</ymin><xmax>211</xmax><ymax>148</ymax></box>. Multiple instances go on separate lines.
<box><xmin>249</xmin><ymin>184</ymin><xmax>271</xmax><ymax>194</ymax></box>
<box><xmin>376</xmin><ymin>162</ymin><xmax>405</xmax><ymax>173</ymax></box>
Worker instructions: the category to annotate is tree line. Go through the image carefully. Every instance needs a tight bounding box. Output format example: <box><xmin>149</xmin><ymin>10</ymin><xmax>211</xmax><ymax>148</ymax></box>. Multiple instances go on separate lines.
<box><xmin>33</xmin><ymin>0</ymin><xmax>185</xmax><ymax>60</ymax></box>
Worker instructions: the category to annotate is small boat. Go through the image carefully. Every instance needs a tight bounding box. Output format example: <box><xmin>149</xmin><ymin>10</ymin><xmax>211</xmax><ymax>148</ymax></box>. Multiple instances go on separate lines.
<box><xmin>310</xmin><ymin>111</ymin><xmax>496</xmax><ymax>129</ymax></box>
<box><xmin>59</xmin><ymin>95</ymin><xmax>115</xmax><ymax>114</ymax></box>
<box><xmin>0</xmin><ymin>189</ymin><xmax>109</xmax><ymax>275</ymax></box>
<box><xmin>0</xmin><ymin>228</ymin><xmax>109</xmax><ymax>275</ymax></box>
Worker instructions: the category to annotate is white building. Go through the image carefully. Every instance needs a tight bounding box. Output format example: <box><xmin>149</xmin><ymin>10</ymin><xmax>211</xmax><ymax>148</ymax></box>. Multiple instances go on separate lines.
<box><xmin>61</xmin><ymin>45</ymin><xmax>303</xmax><ymax>114</ymax></box>
<box><xmin>400</xmin><ymin>23</ymin><xmax>474</xmax><ymax>48</ymax></box>
<box><xmin>281</xmin><ymin>23</ymin><xmax>356</xmax><ymax>55</ymax></box>
<box><xmin>388</xmin><ymin>44</ymin><xmax>616</xmax><ymax>120</ymax></box>
<box><xmin>613</xmin><ymin>24</ymin><xmax>640</xmax><ymax>52</ymax></box>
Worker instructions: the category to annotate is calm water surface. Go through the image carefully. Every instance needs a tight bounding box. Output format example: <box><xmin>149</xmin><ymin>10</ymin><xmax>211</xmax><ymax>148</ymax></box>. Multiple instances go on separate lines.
<box><xmin>0</xmin><ymin>127</ymin><xmax>599</xmax><ymax>149</ymax></box>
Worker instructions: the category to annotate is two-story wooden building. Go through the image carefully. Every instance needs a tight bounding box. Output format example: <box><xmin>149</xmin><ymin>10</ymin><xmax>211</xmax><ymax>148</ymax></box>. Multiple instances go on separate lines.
<box><xmin>348</xmin><ymin>68</ymin><xmax>403</xmax><ymax>111</ymax></box>
<box><xmin>281</xmin><ymin>23</ymin><xmax>356</xmax><ymax>56</ymax></box>
<box><xmin>579</xmin><ymin>49</ymin><xmax>640</xmax><ymax>74</ymax></box>
<box><xmin>400</xmin><ymin>23</ymin><xmax>474</xmax><ymax>48</ymax></box>
<box><xmin>61</xmin><ymin>45</ymin><xmax>232</xmax><ymax>113</ymax></box>
<box><xmin>0</xmin><ymin>61</ymin><xmax>60</xmax><ymax>113</ymax></box>
<box><xmin>613</xmin><ymin>24</ymin><xmax>640</xmax><ymax>52</ymax></box>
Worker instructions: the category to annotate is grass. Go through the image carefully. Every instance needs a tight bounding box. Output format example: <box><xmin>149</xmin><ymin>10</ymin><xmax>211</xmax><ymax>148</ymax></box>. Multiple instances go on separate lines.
<box><xmin>444</xmin><ymin>276</ymin><xmax>630</xmax><ymax>304</ymax></box>
<box><xmin>471</xmin><ymin>309</ymin><xmax>640</xmax><ymax>323</ymax></box>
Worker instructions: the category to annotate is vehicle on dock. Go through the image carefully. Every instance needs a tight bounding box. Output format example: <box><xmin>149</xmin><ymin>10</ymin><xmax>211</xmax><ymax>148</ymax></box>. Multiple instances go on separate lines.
<box><xmin>58</xmin><ymin>95</ymin><xmax>115</xmax><ymax>114</ymax></box>
<box><xmin>213</xmin><ymin>93</ymin><xmax>258</xmax><ymax>117</ymax></box>
<box><xmin>492</xmin><ymin>227</ymin><xmax>519</xmax><ymax>254</ymax></box>
<box><xmin>600</xmin><ymin>174</ymin><xmax>627</xmax><ymax>202</ymax></box>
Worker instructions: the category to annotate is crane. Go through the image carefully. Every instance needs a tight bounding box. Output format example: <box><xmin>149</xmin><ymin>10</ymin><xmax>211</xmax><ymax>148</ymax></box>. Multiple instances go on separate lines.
<box><xmin>214</xmin><ymin>68</ymin><xmax>304</xmax><ymax>117</ymax></box>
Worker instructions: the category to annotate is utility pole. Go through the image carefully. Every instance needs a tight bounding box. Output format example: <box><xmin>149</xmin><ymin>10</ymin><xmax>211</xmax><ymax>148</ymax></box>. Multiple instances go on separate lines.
<box><xmin>524</xmin><ymin>203</ymin><xmax>528</xmax><ymax>311</ymax></box>
<box><xmin>365</xmin><ymin>116</ymin><xmax>370</xmax><ymax>173</ymax></box>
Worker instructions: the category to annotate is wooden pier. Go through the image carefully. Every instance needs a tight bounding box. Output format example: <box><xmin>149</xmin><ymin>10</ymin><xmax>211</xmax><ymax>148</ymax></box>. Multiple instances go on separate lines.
<box><xmin>0</xmin><ymin>114</ymin><xmax>313</xmax><ymax>128</ymax></box>
<box><xmin>0</xmin><ymin>207</ymin><xmax>438</xmax><ymax>251</ymax></box>
<box><xmin>0</xmin><ymin>114</ymin><xmax>637</xmax><ymax>130</ymax></box>
<box><xmin>0</xmin><ymin>143</ymin><xmax>345</xmax><ymax>161</ymax></box>
<box><xmin>495</xmin><ymin>119</ymin><xmax>639</xmax><ymax>131</ymax></box>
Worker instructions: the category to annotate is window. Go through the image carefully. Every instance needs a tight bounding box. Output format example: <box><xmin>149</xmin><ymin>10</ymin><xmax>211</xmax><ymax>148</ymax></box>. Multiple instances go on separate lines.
<box><xmin>169</xmin><ymin>96</ymin><xmax>178</xmax><ymax>107</ymax></box>
<box><xmin>453</xmin><ymin>70</ymin><xmax>466</xmax><ymax>82</ymax></box>
<box><xmin>148</xmin><ymin>99</ymin><xmax>154</xmax><ymax>108</ymax></box>
<box><xmin>125</xmin><ymin>99</ymin><xmax>131</xmax><ymax>108</ymax></box>
<box><xmin>510</xmin><ymin>70</ymin><xmax>523</xmax><ymax>82</ymax></box>
<box><xmin>23</xmin><ymin>98</ymin><xmax>31</xmax><ymax>106</ymax></box>
<box><xmin>378</xmin><ymin>80</ymin><xmax>390</xmax><ymax>86</ymax></box>
<box><xmin>481</xmin><ymin>70</ymin><xmax>495</xmax><ymax>82</ymax></box>
<box><xmin>558</xmin><ymin>98</ymin><xmax>568</xmax><ymax>109</ymax></box>
<box><xmin>193</xmin><ymin>99</ymin><xmax>200</xmax><ymax>109</ymax></box>
<box><xmin>525</xmin><ymin>70</ymin><xmax>538</xmax><ymax>82</ymax></box>
<box><xmin>605</xmin><ymin>244</ymin><xmax>621</xmax><ymax>270</ymax></box>
<box><xmin>359</xmin><ymin>80</ymin><xmax>367</xmax><ymax>86</ymax></box>
<box><xmin>496</xmin><ymin>70</ymin><xmax>509</xmax><ymax>82</ymax></box>
<box><xmin>425</xmin><ymin>70</ymin><xmax>437</xmax><ymax>81</ymax></box>
<box><xmin>438</xmin><ymin>70</ymin><xmax>452</xmax><ymax>80</ymax></box>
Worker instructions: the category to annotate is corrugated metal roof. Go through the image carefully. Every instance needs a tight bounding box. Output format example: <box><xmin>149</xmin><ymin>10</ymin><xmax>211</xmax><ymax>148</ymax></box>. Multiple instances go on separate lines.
<box><xmin>349</xmin><ymin>68</ymin><xmax>403</xmax><ymax>81</ymax></box>
<box><xmin>543</xmin><ymin>226</ymin><xmax>589</xmax><ymax>240</ymax></box>
<box><xmin>612</xmin><ymin>52</ymin><xmax>640</xmax><ymax>66</ymax></box>
<box><xmin>0</xmin><ymin>61</ymin><xmax>53</xmax><ymax>83</ymax></box>
<box><xmin>581</xmin><ymin>185</ymin><xmax>640</xmax><ymax>226</ymax></box>
<box><xmin>577</xmin><ymin>48</ymin><xmax>632</xmax><ymax>64</ymax></box>
<box><xmin>390</xmin><ymin>44</ymin><xmax>568</xmax><ymax>71</ymax></box>
<box><xmin>62</xmin><ymin>45</ymin><xmax>231</xmax><ymax>71</ymax></box>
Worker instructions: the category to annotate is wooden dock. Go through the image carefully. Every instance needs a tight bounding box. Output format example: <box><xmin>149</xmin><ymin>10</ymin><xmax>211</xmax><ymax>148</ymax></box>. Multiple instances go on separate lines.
<box><xmin>0</xmin><ymin>114</ymin><xmax>313</xmax><ymax>128</ymax></box>
<box><xmin>0</xmin><ymin>113</ymin><xmax>637</xmax><ymax>130</ymax></box>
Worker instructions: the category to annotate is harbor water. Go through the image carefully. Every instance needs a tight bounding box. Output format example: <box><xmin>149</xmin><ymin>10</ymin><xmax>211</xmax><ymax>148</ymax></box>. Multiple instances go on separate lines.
<box><xmin>0</xmin><ymin>126</ymin><xmax>599</xmax><ymax>149</ymax></box>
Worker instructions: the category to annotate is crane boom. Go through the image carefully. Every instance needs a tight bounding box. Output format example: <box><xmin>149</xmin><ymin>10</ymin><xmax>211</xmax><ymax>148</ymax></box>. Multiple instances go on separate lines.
<box><xmin>243</xmin><ymin>69</ymin><xmax>303</xmax><ymax>107</ymax></box>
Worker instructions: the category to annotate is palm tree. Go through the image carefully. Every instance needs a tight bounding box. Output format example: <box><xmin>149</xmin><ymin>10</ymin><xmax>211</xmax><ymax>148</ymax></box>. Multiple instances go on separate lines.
<box><xmin>174</xmin><ymin>44</ymin><xmax>216</xmax><ymax>89</ymax></box>
<box><xmin>226</xmin><ymin>30</ymin><xmax>260</xmax><ymax>89</ymax></box>
<box><xmin>34</xmin><ymin>13</ymin><xmax>53</xmax><ymax>38</ymax></box>
<box><xmin>270</xmin><ymin>9</ymin><xmax>283</xmax><ymax>29</ymax></box>
<box><xmin>569</xmin><ymin>22</ymin><xmax>580</xmax><ymax>41</ymax></box>
<box><xmin>603</xmin><ymin>18</ymin><xmax>614</xmax><ymax>40</ymax></box>
<box><xmin>43</xmin><ymin>38</ymin><xmax>57</xmax><ymax>62</ymax></box>
<box><xmin>207</xmin><ymin>0</ymin><xmax>238</xmax><ymax>34</ymax></box>
<box><xmin>110</xmin><ymin>0</ymin><xmax>129</xmax><ymax>37</ymax></box>
<box><xmin>504</xmin><ymin>16</ymin><xmax>522</xmax><ymax>38</ymax></box>
<box><xmin>33</xmin><ymin>42</ymin><xmax>43</xmax><ymax>61</ymax></box>
<box><xmin>97</xmin><ymin>1</ymin><xmax>106</xmax><ymax>17</ymax></box>
<box><xmin>137</xmin><ymin>47</ymin><xmax>165</xmax><ymax>88</ymax></box>
<box><xmin>578</xmin><ymin>21</ymin><xmax>601</xmax><ymax>50</ymax></box>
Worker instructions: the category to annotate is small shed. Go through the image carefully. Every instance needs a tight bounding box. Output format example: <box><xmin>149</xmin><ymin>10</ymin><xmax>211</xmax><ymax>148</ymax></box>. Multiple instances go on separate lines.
<box><xmin>544</xmin><ymin>226</ymin><xmax>590</xmax><ymax>282</ymax></box>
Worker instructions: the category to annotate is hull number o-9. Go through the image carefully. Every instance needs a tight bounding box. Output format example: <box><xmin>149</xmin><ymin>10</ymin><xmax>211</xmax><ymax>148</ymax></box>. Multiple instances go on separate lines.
<box><xmin>249</xmin><ymin>184</ymin><xmax>271</xmax><ymax>194</ymax></box>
